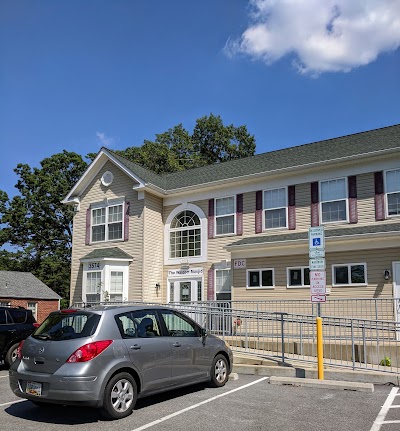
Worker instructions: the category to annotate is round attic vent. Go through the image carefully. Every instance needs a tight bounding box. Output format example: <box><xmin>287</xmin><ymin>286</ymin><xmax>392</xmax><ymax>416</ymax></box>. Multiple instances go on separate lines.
<box><xmin>101</xmin><ymin>171</ymin><xmax>114</xmax><ymax>187</ymax></box>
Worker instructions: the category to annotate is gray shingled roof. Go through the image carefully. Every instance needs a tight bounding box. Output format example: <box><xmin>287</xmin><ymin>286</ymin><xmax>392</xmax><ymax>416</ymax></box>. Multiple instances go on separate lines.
<box><xmin>80</xmin><ymin>247</ymin><xmax>133</xmax><ymax>260</ymax></box>
<box><xmin>108</xmin><ymin>124</ymin><xmax>400</xmax><ymax>191</ymax></box>
<box><xmin>227</xmin><ymin>223</ymin><xmax>400</xmax><ymax>248</ymax></box>
<box><xmin>0</xmin><ymin>271</ymin><xmax>61</xmax><ymax>300</ymax></box>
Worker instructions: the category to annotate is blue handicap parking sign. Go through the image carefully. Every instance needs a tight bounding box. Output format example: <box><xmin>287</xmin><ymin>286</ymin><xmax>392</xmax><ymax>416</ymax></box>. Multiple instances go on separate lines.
<box><xmin>313</xmin><ymin>238</ymin><xmax>321</xmax><ymax>246</ymax></box>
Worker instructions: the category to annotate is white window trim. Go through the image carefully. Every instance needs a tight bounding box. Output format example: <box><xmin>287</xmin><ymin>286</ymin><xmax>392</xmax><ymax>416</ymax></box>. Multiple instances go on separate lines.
<box><xmin>82</xmin><ymin>260</ymin><xmax>130</xmax><ymax>303</ymax></box>
<box><xmin>319</xmin><ymin>177</ymin><xmax>349</xmax><ymax>225</ymax></box>
<box><xmin>90</xmin><ymin>198</ymin><xmax>125</xmax><ymax>244</ymax></box>
<box><xmin>27</xmin><ymin>302</ymin><xmax>38</xmax><ymax>319</ymax></box>
<box><xmin>215</xmin><ymin>195</ymin><xmax>236</xmax><ymax>237</ymax></box>
<box><xmin>384</xmin><ymin>168</ymin><xmax>400</xmax><ymax>218</ymax></box>
<box><xmin>287</xmin><ymin>266</ymin><xmax>310</xmax><ymax>289</ymax></box>
<box><xmin>263</xmin><ymin>187</ymin><xmax>288</xmax><ymax>231</ymax></box>
<box><xmin>246</xmin><ymin>268</ymin><xmax>275</xmax><ymax>290</ymax></box>
<box><xmin>331</xmin><ymin>262</ymin><xmax>367</xmax><ymax>287</ymax></box>
<box><xmin>164</xmin><ymin>203</ymin><xmax>207</xmax><ymax>266</ymax></box>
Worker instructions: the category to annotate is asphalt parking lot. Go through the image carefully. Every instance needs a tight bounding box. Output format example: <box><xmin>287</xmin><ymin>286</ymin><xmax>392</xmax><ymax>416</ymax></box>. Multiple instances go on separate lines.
<box><xmin>0</xmin><ymin>365</ymin><xmax>399</xmax><ymax>431</ymax></box>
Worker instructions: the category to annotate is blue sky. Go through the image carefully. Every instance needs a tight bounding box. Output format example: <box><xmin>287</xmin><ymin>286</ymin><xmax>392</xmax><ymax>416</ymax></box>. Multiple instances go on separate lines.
<box><xmin>1</xmin><ymin>0</ymin><xmax>399</xmax><ymax>198</ymax></box>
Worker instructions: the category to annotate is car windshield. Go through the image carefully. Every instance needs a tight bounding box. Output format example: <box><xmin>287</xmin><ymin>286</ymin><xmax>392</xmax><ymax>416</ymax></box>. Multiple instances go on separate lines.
<box><xmin>32</xmin><ymin>312</ymin><xmax>100</xmax><ymax>341</ymax></box>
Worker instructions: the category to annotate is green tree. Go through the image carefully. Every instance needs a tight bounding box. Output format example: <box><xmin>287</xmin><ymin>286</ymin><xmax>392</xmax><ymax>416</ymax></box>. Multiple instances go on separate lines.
<box><xmin>0</xmin><ymin>151</ymin><xmax>87</xmax><ymax>301</ymax></box>
<box><xmin>113</xmin><ymin>114</ymin><xmax>256</xmax><ymax>172</ymax></box>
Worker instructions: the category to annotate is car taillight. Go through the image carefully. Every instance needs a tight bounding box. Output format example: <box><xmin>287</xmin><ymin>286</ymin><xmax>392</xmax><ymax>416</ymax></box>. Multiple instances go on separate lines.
<box><xmin>17</xmin><ymin>340</ymin><xmax>25</xmax><ymax>359</ymax></box>
<box><xmin>66</xmin><ymin>340</ymin><xmax>113</xmax><ymax>363</ymax></box>
<box><xmin>33</xmin><ymin>323</ymin><xmax>40</xmax><ymax>328</ymax></box>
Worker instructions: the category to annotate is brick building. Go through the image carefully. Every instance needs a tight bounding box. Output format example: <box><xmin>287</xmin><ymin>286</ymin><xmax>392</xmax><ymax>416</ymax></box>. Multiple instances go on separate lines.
<box><xmin>0</xmin><ymin>271</ymin><xmax>60</xmax><ymax>323</ymax></box>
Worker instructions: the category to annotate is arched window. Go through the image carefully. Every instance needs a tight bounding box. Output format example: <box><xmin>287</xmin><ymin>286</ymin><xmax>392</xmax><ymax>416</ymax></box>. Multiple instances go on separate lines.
<box><xmin>170</xmin><ymin>210</ymin><xmax>201</xmax><ymax>258</ymax></box>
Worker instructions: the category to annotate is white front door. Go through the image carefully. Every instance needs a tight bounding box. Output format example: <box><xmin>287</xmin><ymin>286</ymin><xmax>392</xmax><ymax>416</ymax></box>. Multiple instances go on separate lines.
<box><xmin>393</xmin><ymin>262</ymin><xmax>400</xmax><ymax>337</ymax></box>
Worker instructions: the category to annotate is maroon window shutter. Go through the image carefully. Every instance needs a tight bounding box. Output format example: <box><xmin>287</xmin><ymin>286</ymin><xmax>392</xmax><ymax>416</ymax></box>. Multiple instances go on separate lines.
<box><xmin>311</xmin><ymin>182</ymin><xmax>319</xmax><ymax>227</ymax></box>
<box><xmin>85</xmin><ymin>208</ymin><xmax>91</xmax><ymax>245</ymax></box>
<box><xmin>374</xmin><ymin>171</ymin><xmax>385</xmax><ymax>221</ymax></box>
<box><xmin>348</xmin><ymin>176</ymin><xmax>358</xmax><ymax>224</ymax></box>
<box><xmin>208</xmin><ymin>199</ymin><xmax>215</xmax><ymax>239</ymax></box>
<box><xmin>124</xmin><ymin>201</ymin><xmax>130</xmax><ymax>241</ymax></box>
<box><xmin>207</xmin><ymin>268</ymin><xmax>215</xmax><ymax>300</ymax></box>
<box><xmin>288</xmin><ymin>185</ymin><xmax>296</xmax><ymax>230</ymax></box>
<box><xmin>236</xmin><ymin>194</ymin><xmax>243</xmax><ymax>236</ymax></box>
<box><xmin>255</xmin><ymin>190</ymin><xmax>263</xmax><ymax>234</ymax></box>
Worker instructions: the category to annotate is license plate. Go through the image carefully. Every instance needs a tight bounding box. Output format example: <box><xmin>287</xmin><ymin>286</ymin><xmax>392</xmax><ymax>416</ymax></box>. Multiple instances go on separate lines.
<box><xmin>26</xmin><ymin>381</ymin><xmax>42</xmax><ymax>397</ymax></box>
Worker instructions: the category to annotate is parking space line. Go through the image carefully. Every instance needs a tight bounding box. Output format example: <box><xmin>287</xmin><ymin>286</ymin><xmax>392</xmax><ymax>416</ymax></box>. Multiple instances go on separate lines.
<box><xmin>130</xmin><ymin>377</ymin><xmax>269</xmax><ymax>431</ymax></box>
<box><xmin>370</xmin><ymin>387</ymin><xmax>400</xmax><ymax>431</ymax></box>
<box><xmin>0</xmin><ymin>399</ymin><xmax>26</xmax><ymax>408</ymax></box>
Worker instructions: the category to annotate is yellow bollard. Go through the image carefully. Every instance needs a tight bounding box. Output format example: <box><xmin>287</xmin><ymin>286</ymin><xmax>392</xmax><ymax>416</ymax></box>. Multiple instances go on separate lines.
<box><xmin>316</xmin><ymin>316</ymin><xmax>324</xmax><ymax>380</ymax></box>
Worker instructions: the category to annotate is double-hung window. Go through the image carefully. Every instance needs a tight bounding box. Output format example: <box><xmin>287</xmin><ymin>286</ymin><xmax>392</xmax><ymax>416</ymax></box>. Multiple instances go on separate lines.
<box><xmin>247</xmin><ymin>268</ymin><xmax>274</xmax><ymax>289</ymax></box>
<box><xmin>332</xmin><ymin>263</ymin><xmax>367</xmax><ymax>286</ymax></box>
<box><xmin>109</xmin><ymin>271</ymin><xmax>124</xmax><ymax>302</ymax></box>
<box><xmin>385</xmin><ymin>168</ymin><xmax>400</xmax><ymax>217</ymax></box>
<box><xmin>264</xmin><ymin>188</ymin><xmax>287</xmax><ymax>229</ymax></box>
<box><xmin>287</xmin><ymin>267</ymin><xmax>310</xmax><ymax>288</ymax></box>
<box><xmin>216</xmin><ymin>269</ymin><xmax>231</xmax><ymax>300</ymax></box>
<box><xmin>92</xmin><ymin>203</ymin><xmax>123</xmax><ymax>242</ymax></box>
<box><xmin>215</xmin><ymin>196</ymin><xmax>235</xmax><ymax>235</ymax></box>
<box><xmin>320</xmin><ymin>178</ymin><xmax>347</xmax><ymax>223</ymax></box>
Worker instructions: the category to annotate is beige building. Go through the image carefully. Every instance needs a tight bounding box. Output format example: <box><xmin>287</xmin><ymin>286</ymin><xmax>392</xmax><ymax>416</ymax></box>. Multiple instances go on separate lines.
<box><xmin>63</xmin><ymin>125</ymin><xmax>400</xmax><ymax>320</ymax></box>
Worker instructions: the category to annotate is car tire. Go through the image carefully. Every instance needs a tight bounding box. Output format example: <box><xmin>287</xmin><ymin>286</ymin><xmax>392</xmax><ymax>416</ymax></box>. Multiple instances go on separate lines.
<box><xmin>101</xmin><ymin>372</ymin><xmax>137</xmax><ymax>420</ymax></box>
<box><xmin>209</xmin><ymin>354</ymin><xmax>229</xmax><ymax>388</ymax></box>
<box><xmin>5</xmin><ymin>343</ymin><xmax>20</xmax><ymax>367</ymax></box>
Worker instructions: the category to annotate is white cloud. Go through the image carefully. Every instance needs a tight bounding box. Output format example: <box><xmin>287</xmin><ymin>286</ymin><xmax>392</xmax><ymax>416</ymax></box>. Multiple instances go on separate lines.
<box><xmin>96</xmin><ymin>131</ymin><xmax>116</xmax><ymax>147</ymax></box>
<box><xmin>225</xmin><ymin>0</ymin><xmax>400</xmax><ymax>75</ymax></box>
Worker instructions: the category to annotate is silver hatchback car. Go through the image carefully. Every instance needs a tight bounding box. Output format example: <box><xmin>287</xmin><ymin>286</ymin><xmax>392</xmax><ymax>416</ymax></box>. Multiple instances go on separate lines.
<box><xmin>9</xmin><ymin>305</ymin><xmax>233</xmax><ymax>419</ymax></box>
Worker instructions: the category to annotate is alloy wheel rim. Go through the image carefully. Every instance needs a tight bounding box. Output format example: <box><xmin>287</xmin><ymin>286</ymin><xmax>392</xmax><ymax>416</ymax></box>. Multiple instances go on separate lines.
<box><xmin>110</xmin><ymin>379</ymin><xmax>134</xmax><ymax>412</ymax></box>
<box><xmin>215</xmin><ymin>359</ymin><xmax>227</xmax><ymax>383</ymax></box>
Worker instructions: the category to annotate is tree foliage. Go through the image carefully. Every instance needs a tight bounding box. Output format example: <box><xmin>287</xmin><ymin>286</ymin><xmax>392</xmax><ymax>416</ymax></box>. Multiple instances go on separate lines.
<box><xmin>0</xmin><ymin>151</ymin><xmax>87</xmax><ymax>300</ymax></box>
<box><xmin>113</xmin><ymin>114</ymin><xmax>256</xmax><ymax>173</ymax></box>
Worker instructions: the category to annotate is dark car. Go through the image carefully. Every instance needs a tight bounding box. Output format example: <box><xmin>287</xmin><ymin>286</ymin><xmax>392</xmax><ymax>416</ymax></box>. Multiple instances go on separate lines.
<box><xmin>9</xmin><ymin>305</ymin><xmax>233</xmax><ymax>419</ymax></box>
<box><xmin>0</xmin><ymin>306</ymin><xmax>38</xmax><ymax>367</ymax></box>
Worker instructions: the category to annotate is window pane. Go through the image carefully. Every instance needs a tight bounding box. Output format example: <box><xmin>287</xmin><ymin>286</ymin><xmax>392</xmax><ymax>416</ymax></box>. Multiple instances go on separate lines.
<box><xmin>216</xmin><ymin>215</ymin><xmax>234</xmax><ymax>235</ymax></box>
<box><xmin>216</xmin><ymin>197</ymin><xmax>234</xmax><ymax>216</ymax></box>
<box><xmin>335</xmin><ymin>266</ymin><xmax>349</xmax><ymax>284</ymax></box>
<box><xmin>92</xmin><ymin>208</ymin><xmax>105</xmax><ymax>224</ymax></box>
<box><xmin>86</xmin><ymin>272</ymin><xmax>101</xmax><ymax>293</ymax></box>
<box><xmin>108</xmin><ymin>205</ymin><xmax>123</xmax><ymax>222</ymax></box>
<box><xmin>108</xmin><ymin>222</ymin><xmax>123</xmax><ymax>240</ymax></box>
<box><xmin>321</xmin><ymin>179</ymin><xmax>346</xmax><ymax>201</ymax></box>
<box><xmin>249</xmin><ymin>271</ymin><xmax>260</xmax><ymax>287</ymax></box>
<box><xmin>87</xmin><ymin>293</ymin><xmax>101</xmax><ymax>303</ymax></box>
<box><xmin>216</xmin><ymin>270</ymin><xmax>231</xmax><ymax>293</ymax></box>
<box><xmin>386</xmin><ymin>169</ymin><xmax>400</xmax><ymax>193</ymax></box>
<box><xmin>161</xmin><ymin>310</ymin><xmax>197</xmax><ymax>337</ymax></box>
<box><xmin>351</xmin><ymin>265</ymin><xmax>365</xmax><ymax>284</ymax></box>
<box><xmin>110</xmin><ymin>271</ymin><xmax>123</xmax><ymax>293</ymax></box>
<box><xmin>170</xmin><ymin>228</ymin><xmax>200</xmax><ymax>258</ymax></box>
<box><xmin>171</xmin><ymin>211</ymin><xmax>200</xmax><ymax>228</ymax></box>
<box><xmin>388</xmin><ymin>193</ymin><xmax>400</xmax><ymax>216</ymax></box>
<box><xmin>92</xmin><ymin>225</ymin><xmax>105</xmax><ymax>242</ymax></box>
<box><xmin>304</xmin><ymin>268</ymin><xmax>310</xmax><ymax>286</ymax></box>
<box><xmin>321</xmin><ymin>201</ymin><xmax>347</xmax><ymax>223</ymax></box>
<box><xmin>289</xmin><ymin>269</ymin><xmax>302</xmax><ymax>286</ymax></box>
<box><xmin>264</xmin><ymin>188</ymin><xmax>286</xmax><ymax>209</ymax></box>
<box><xmin>265</xmin><ymin>208</ymin><xmax>286</xmax><ymax>228</ymax></box>
<box><xmin>261</xmin><ymin>270</ymin><xmax>273</xmax><ymax>286</ymax></box>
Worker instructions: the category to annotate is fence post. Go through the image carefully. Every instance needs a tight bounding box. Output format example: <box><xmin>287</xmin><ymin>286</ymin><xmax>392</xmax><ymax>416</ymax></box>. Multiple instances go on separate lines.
<box><xmin>274</xmin><ymin>312</ymin><xmax>287</xmax><ymax>364</ymax></box>
<box><xmin>351</xmin><ymin>320</ymin><xmax>356</xmax><ymax>371</ymax></box>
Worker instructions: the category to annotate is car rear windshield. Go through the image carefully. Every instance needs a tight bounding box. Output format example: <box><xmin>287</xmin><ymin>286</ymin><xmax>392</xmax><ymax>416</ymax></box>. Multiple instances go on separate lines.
<box><xmin>32</xmin><ymin>312</ymin><xmax>101</xmax><ymax>341</ymax></box>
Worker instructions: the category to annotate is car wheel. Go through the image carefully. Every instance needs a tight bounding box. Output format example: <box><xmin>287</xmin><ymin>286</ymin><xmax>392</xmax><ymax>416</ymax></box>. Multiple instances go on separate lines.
<box><xmin>5</xmin><ymin>343</ymin><xmax>20</xmax><ymax>367</ymax></box>
<box><xmin>102</xmin><ymin>372</ymin><xmax>137</xmax><ymax>420</ymax></box>
<box><xmin>209</xmin><ymin>354</ymin><xmax>229</xmax><ymax>387</ymax></box>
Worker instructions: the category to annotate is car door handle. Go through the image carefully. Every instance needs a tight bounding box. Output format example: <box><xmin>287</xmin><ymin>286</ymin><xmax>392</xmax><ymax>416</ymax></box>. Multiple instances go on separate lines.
<box><xmin>172</xmin><ymin>342</ymin><xmax>181</xmax><ymax>348</ymax></box>
<box><xmin>130</xmin><ymin>344</ymin><xmax>141</xmax><ymax>350</ymax></box>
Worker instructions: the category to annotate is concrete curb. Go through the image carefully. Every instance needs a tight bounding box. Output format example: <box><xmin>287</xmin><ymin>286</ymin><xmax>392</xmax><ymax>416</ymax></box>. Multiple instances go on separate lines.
<box><xmin>232</xmin><ymin>362</ymin><xmax>400</xmax><ymax>386</ymax></box>
<box><xmin>269</xmin><ymin>376</ymin><xmax>374</xmax><ymax>392</ymax></box>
